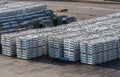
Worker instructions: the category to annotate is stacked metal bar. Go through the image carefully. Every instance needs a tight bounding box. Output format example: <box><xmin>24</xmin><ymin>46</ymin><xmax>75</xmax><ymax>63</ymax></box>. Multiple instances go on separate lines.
<box><xmin>63</xmin><ymin>22</ymin><xmax>120</xmax><ymax>62</ymax></box>
<box><xmin>1</xmin><ymin>28</ymin><xmax>57</xmax><ymax>57</ymax></box>
<box><xmin>48</xmin><ymin>30</ymin><xmax>83</xmax><ymax>58</ymax></box>
<box><xmin>48</xmin><ymin>17</ymin><xmax>120</xmax><ymax>59</ymax></box>
<box><xmin>80</xmin><ymin>36</ymin><xmax>119</xmax><ymax>65</ymax></box>
<box><xmin>115</xmin><ymin>34</ymin><xmax>120</xmax><ymax>59</ymax></box>
<box><xmin>64</xmin><ymin>37</ymin><xmax>81</xmax><ymax>61</ymax></box>
<box><xmin>1</xmin><ymin>22</ymin><xmax>81</xmax><ymax>57</ymax></box>
<box><xmin>1</xmin><ymin>20</ymin><xmax>119</xmax><ymax>58</ymax></box>
<box><xmin>16</xmin><ymin>35</ymin><xmax>38</xmax><ymax>59</ymax></box>
<box><xmin>1</xmin><ymin>33</ymin><xmax>20</xmax><ymax>56</ymax></box>
<box><xmin>63</xmin><ymin>34</ymin><xmax>100</xmax><ymax>61</ymax></box>
<box><xmin>16</xmin><ymin>32</ymin><xmax>57</xmax><ymax>59</ymax></box>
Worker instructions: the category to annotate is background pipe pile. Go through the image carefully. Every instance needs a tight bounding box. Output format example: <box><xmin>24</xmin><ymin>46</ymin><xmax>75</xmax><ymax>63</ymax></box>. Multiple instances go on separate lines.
<box><xmin>0</xmin><ymin>2</ymin><xmax>47</xmax><ymax>18</ymax></box>
<box><xmin>0</xmin><ymin>10</ymin><xmax>54</xmax><ymax>30</ymax></box>
<box><xmin>0</xmin><ymin>1</ymin><xmax>56</xmax><ymax>32</ymax></box>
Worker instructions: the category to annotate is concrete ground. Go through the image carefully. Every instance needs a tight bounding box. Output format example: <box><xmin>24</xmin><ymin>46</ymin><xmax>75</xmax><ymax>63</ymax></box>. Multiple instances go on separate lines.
<box><xmin>1</xmin><ymin>55</ymin><xmax>120</xmax><ymax>77</ymax></box>
<box><xmin>1</xmin><ymin>1</ymin><xmax>120</xmax><ymax>77</ymax></box>
<box><xmin>39</xmin><ymin>1</ymin><xmax>120</xmax><ymax>20</ymax></box>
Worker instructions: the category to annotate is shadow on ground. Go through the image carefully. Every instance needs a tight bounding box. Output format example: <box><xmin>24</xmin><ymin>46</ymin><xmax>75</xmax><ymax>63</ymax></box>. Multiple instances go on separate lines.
<box><xmin>30</xmin><ymin>56</ymin><xmax>120</xmax><ymax>70</ymax></box>
<box><xmin>31</xmin><ymin>56</ymin><xmax>78</xmax><ymax>66</ymax></box>
<box><xmin>98</xmin><ymin>59</ymin><xmax>120</xmax><ymax>70</ymax></box>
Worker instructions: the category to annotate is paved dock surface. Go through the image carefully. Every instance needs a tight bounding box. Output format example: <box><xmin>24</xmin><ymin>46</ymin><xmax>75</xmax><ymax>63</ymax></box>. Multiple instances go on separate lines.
<box><xmin>18</xmin><ymin>1</ymin><xmax>120</xmax><ymax>20</ymax></box>
<box><xmin>45</xmin><ymin>1</ymin><xmax>120</xmax><ymax>20</ymax></box>
<box><xmin>0</xmin><ymin>55</ymin><xmax>120</xmax><ymax>77</ymax></box>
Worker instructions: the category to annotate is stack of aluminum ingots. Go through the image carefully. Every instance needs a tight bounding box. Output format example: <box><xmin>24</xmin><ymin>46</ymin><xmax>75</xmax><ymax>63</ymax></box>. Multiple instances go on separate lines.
<box><xmin>115</xmin><ymin>34</ymin><xmax>120</xmax><ymax>59</ymax></box>
<box><xmin>16</xmin><ymin>34</ymin><xmax>48</xmax><ymax>59</ymax></box>
<box><xmin>48</xmin><ymin>30</ymin><xmax>83</xmax><ymax>58</ymax></box>
<box><xmin>64</xmin><ymin>37</ymin><xmax>81</xmax><ymax>61</ymax></box>
<box><xmin>49</xmin><ymin>11</ymin><xmax>120</xmax><ymax>61</ymax></box>
<box><xmin>16</xmin><ymin>35</ymin><xmax>39</xmax><ymax>59</ymax></box>
<box><xmin>2</xmin><ymin>23</ymin><xmax>81</xmax><ymax>57</ymax></box>
<box><xmin>1</xmin><ymin>29</ymin><xmax>49</xmax><ymax>56</ymax></box>
<box><xmin>80</xmin><ymin>36</ymin><xmax>119</xmax><ymax>65</ymax></box>
<box><xmin>48</xmin><ymin>17</ymin><xmax>120</xmax><ymax>60</ymax></box>
<box><xmin>1</xmin><ymin>33</ymin><xmax>20</xmax><ymax>56</ymax></box>
<box><xmin>63</xmin><ymin>22</ymin><xmax>120</xmax><ymax>63</ymax></box>
<box><xmin>63</xmin><ymin>34</ymin><xmax>100</xmax><ymax>61</ymax></box>
<box><xmin>1</xmin><ymin>27</ymin><xmax>60</xmax><ymax>57</ymax></box>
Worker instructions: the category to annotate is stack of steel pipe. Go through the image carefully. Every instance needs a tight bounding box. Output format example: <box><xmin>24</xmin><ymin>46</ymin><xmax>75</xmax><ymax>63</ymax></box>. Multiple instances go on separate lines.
<box><xmin>0</xmin><ymin>2</ymin><xmax>47</xmax><ymax>17</ymax></box>
<box><xmin>0</xmin><ymin>10</ymin><xmax>55</xmax><ymax>31</ymax></box>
